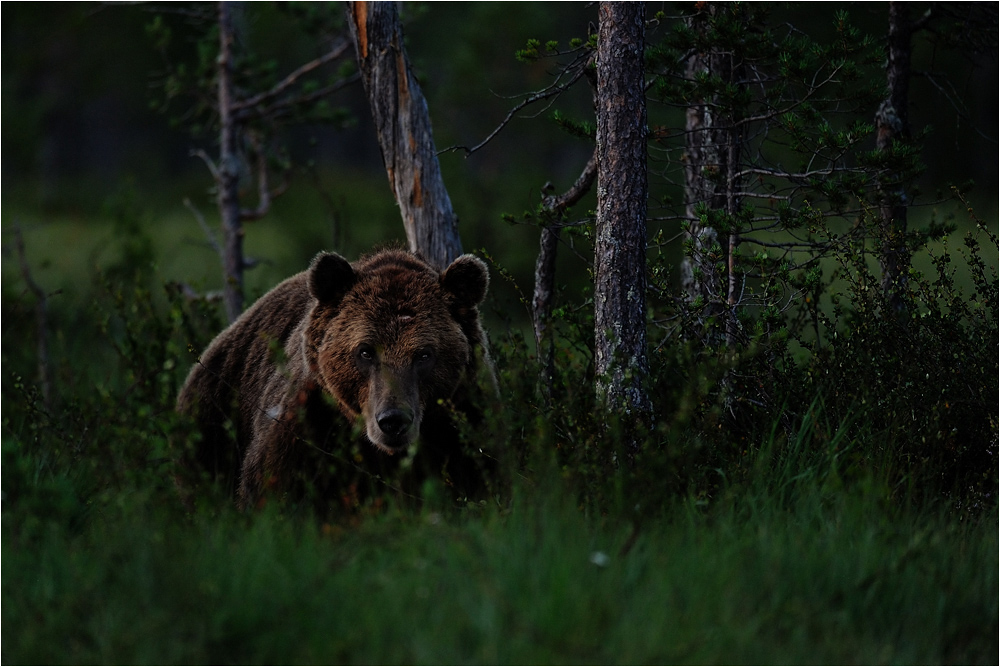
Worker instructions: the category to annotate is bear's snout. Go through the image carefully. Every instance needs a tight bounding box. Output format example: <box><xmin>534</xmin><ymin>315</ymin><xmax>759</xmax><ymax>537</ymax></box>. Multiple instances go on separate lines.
<box><xmin>377</xmin><ymin>408</ymin><xmax>413</xmax><ymax>438</ymax></box>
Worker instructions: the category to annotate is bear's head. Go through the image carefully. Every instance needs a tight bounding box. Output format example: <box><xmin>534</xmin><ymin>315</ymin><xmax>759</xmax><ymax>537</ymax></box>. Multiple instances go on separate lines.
<box><xmin>302</xmin><ymin>249</ymin><xmax>489</xmax><ymax>454</ymax></box>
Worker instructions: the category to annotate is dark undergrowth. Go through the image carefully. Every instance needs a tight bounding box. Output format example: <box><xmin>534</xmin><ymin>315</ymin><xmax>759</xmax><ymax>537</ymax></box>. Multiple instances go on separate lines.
<box><xmin>2</xmin><ymin>214</ymin><xmax>997</xmax><ymax>664</ymax></box>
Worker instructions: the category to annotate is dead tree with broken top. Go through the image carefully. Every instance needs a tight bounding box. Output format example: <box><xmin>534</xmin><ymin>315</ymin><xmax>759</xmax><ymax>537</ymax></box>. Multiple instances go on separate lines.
<box><xmin>345</xmin><ymin>1</ymin><xmax>463</xmax><ymax>271</ymax></box>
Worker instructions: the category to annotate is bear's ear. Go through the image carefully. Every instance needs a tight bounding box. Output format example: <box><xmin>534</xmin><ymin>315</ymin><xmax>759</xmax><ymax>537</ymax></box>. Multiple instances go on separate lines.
<box><xmin>441</xmin><ymin>254</ymin><xmax>489</xmax><ymax>310</ymax></box>
<box><xmin>308</xmin><ymin>252</ymin><xmax>356</xmax><ymax>305</ymax></box>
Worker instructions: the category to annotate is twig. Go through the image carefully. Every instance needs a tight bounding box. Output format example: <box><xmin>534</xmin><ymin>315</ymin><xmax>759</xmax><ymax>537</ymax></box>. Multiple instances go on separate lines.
<box><xmin>232</xmin><ymin>39</ymin><xmax>352</xmax><ymax>118</ymax></box>
<box><xmin>183</xmin><ymin>197</ymin><xmax>221</xmax><ymax>255</ymax></box>
<box><xmin>916</xmin><ymin>69</ymin><xmax>997</xmax><ymax>143</ymax></box>
<box><xmin>441</xmin><ymin>52</ymin><xmax>593</xmax><ymax>157</ymax></box>
<box><xmin>190</xmin><ymin>149</ymin><xmax>220</xmax><ymax>182</ymax></box>
<box><xmin>541</xmin><ymin>150</ymin><xmax>598</xmax><ymax>214</ymax></box>
<box><xmin>239</xmin><ymin>132</ymin><xmax>286</xmax><ymax>223</ymax></box>
<box><xmin>259</xmin><ymin>72</ymin><xmax>361</xmax><ymax>121</ymax></box>
<box><xmin>178</xmin><ymin>283</ymin><xmax>224</xmax><ymax>303</ymax></box>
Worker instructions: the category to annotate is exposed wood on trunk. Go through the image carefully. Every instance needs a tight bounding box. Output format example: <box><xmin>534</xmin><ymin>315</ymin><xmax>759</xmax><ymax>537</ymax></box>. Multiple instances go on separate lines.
<box><xmin>346</xmin><ymin>1</ymin><xmax>463</xmax><ymax>270</ymax></box>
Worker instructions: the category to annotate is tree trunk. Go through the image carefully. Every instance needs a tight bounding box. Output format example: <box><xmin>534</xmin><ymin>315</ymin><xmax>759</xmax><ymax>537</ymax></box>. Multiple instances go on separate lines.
<box><xmin>679</xmin><ymin>4</ymin><xmax>746</xmax><ymax>346</ymax></box>
<box><xmin>680</xmin><ymin>4</ymin><xmax>744</xmax><ymax>345</ymax></box>
<box><xmin>680</xmin><ymin>52</ymin><xmax>723</xmax><ymax>311</ymax></box>
<box><xmin>533</xmin><ymin>224</ymin><xmax>560</xmax><ymax>396</ymax></box>
<box><xmin>216</xmin><ymin>1</ymin><xmax>247</xmax><ymax>323</ymax></box>
<box><xmin>346</xmin><ymin>1</ymin><xmax>462</xmax><ymax>270</ymax></box>
<box><xmin>877</xmin><ymin>1</ymin><xmax>913</xmax><ymax>315</ymax></box>
<box><xmin>533</xmin><ymin>152</ymin><xmax>597</xmax><ymax>401</ymax></box>
<box><xmin>594</xmin><ymin>1</ymin><xmax>651</xmax><ymax>430</ymax></box>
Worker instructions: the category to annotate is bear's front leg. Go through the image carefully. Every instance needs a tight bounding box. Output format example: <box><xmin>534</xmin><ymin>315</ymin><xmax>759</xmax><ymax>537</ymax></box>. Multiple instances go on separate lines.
<box><xmin>238</xmin><ymin>401</ymin><xmax>301</xmax><ymax>511</ymax></box>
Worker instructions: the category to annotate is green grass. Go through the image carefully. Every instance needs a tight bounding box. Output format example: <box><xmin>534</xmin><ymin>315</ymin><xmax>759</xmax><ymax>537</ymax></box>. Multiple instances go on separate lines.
<box><xmin>3</xmin><ymin>175</ymin><xmax>997</xmax><ymax>665</ymax></box>
<box><xmin>3</xmin><ymin>441</ymin><xmax>996</xmax><ymax>665</ymax></box>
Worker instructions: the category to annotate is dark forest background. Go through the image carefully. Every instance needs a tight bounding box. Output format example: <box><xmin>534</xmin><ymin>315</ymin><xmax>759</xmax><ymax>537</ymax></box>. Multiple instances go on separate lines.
<box><xmin>3</xmin><ymin>2</ymin><xmax>996</xmax><ymax>311</ymax></box>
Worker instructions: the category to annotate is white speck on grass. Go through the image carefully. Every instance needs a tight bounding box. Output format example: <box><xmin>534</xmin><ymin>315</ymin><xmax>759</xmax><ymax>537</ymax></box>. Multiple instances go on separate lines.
<box><xmin>589</xmin><ymin>551</ymin><xmax>610</xmax><ymax>568</ymax></box>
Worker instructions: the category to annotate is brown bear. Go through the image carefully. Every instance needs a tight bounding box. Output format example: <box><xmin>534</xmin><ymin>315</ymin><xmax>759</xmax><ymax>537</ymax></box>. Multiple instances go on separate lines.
<box><xmin>175</xmin><ymin>248</ymin><xmax>496</xmax><ymax>511</ymax></box>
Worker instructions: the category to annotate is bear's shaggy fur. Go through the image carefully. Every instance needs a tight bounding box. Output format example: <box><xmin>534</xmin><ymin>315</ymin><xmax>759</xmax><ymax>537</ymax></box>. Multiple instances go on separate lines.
<box><xmin>175</xmin><ymin>248</ymin><xmax>494</xmax><ymax>510</ymax></box>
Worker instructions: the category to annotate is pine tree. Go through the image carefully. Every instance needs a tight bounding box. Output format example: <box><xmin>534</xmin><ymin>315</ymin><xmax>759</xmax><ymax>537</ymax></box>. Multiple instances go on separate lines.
<box><xmin>593</xmin><ymin>1</ymin><xmax>652</xmax><ymax>436</ymax></box>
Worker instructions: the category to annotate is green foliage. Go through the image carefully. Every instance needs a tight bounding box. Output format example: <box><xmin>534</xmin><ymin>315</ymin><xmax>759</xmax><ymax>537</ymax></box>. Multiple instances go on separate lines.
<box><xmin>549</xmin><ymin>109</ymin><xmax>595</xmax><ymax>141</ymax></box>
<box><xmin>3</xmin><ymin>191</ymin><xmax>997</xmax><ymax>663</ymax></box>
<box><xmin>808</xmin><ymin>215</ymin><xmax>999</xmax><ymax>508</ymax></box>
<box><xmin>514</xmin><ymin>38</ymin><xmax>544</xmax><ymax>63</ymax></box>
<box><xmin>147</xmin><ymin>4</ymin><xmax>353</xmax><ymax>136</ymax></box>
<box><xmin>102</xmin><ymin>181</ymin><xmax>157</xmax><ymax>283</ymax></box>
<box><xmin>4</xmin><ymin>383</ymin><xmax>997</xmax><ymax>664</ymax></box>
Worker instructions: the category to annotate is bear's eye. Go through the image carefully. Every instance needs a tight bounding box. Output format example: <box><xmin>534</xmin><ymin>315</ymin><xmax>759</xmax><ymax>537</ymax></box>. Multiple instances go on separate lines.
<box><xmin>356</xmin><ymin>345</ymin><xmax>376</xmax><ymax>364</ymax></box>
<box><xmin>414</xmin><ymin>349</ymin><xmax>435</xmax><ymax>368</ymax></box>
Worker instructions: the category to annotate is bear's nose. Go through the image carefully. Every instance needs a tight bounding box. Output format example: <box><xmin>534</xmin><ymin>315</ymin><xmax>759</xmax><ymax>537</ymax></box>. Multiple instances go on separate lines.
<box><xmin>377</xmin><ymin>408</ymin><xmax>413</xmax><ymax>437</ymax></box>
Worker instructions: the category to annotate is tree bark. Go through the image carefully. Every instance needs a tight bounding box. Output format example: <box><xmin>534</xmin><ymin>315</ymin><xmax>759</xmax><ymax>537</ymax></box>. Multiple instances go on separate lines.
<box><xmin>680</xmin><ymin>3</ymin><xmax>742</xmax><ymax>345</ymax></box>
<box><xmin>594</xmin><ymin>2</ymin><xmax>651</xmax><ymax>429</ymax></box>
<box><xmin>533</xmin><ymin>224</ymin><xmax>560</xmax><ymax>395</ymax></box>
<box><xmin>680</xmin><ymin>54</ymin><xmax>723</xmax><ymax>309</ymax></box>
<box><xmin>876</xmin><ymin>1</ymin><xmax>913</xmax><ymax>316</ymax></box>
<box><xmin>346</xmin><ymin>1</ymin><xmax>463</xmax><ymax>270</ymax></box>
<box><xmin>217</xmin><ymin>1</ymin><xmax>245</xmax><ymax>323</ymax></box>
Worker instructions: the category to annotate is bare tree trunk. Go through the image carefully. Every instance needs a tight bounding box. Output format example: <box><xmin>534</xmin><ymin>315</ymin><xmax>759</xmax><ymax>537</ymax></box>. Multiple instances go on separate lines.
<box><xmin>533</xmin><ymin>152</ymin><xmax>597</xmax><ymax>400</ymax></box>
<box><xmin>594</xmin><ymin>1</ymin><xmax>651</xmax><ymax>432</ymax></box>
<box><xmin>681</xmin><ymin>3</ymin><xmax>743</xmax><ymax>345</ymax></box>
<box><xmin>532</xmin><ymin>61</ymin><xmax>598</xmax><ymax>401</ymax></box>
<box><xmin>723</xmin><ymin>102</ymin><xmax>743</xmax><ymax>347</ymax></box>
<box><xmin>346</xmin><ymin>1</ymin><xmax>462</xmax><ymax>270</ymax></box>
<box><xmin>217</xmin><ymin>1</ymin><xmax>245</xmax><ymax>323</ymax></box>
<box><xmin>877</xmin><ymin>1</ymin><xmax>913</xmax><ymax>316</ymax></box>
<box><xmin>187</xmin><ymin>3</ymin><xmax>351</xmax><ymax>321</ymax></box>
<box><xmin>533</xmin><ymin>224</ymin><xmax>560</xmax><ymax>394</ymax></box>
<box><xmin>680</xmin><ymin>53</ymin><xmax>723</xmax><ymax>311</ymax></box>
